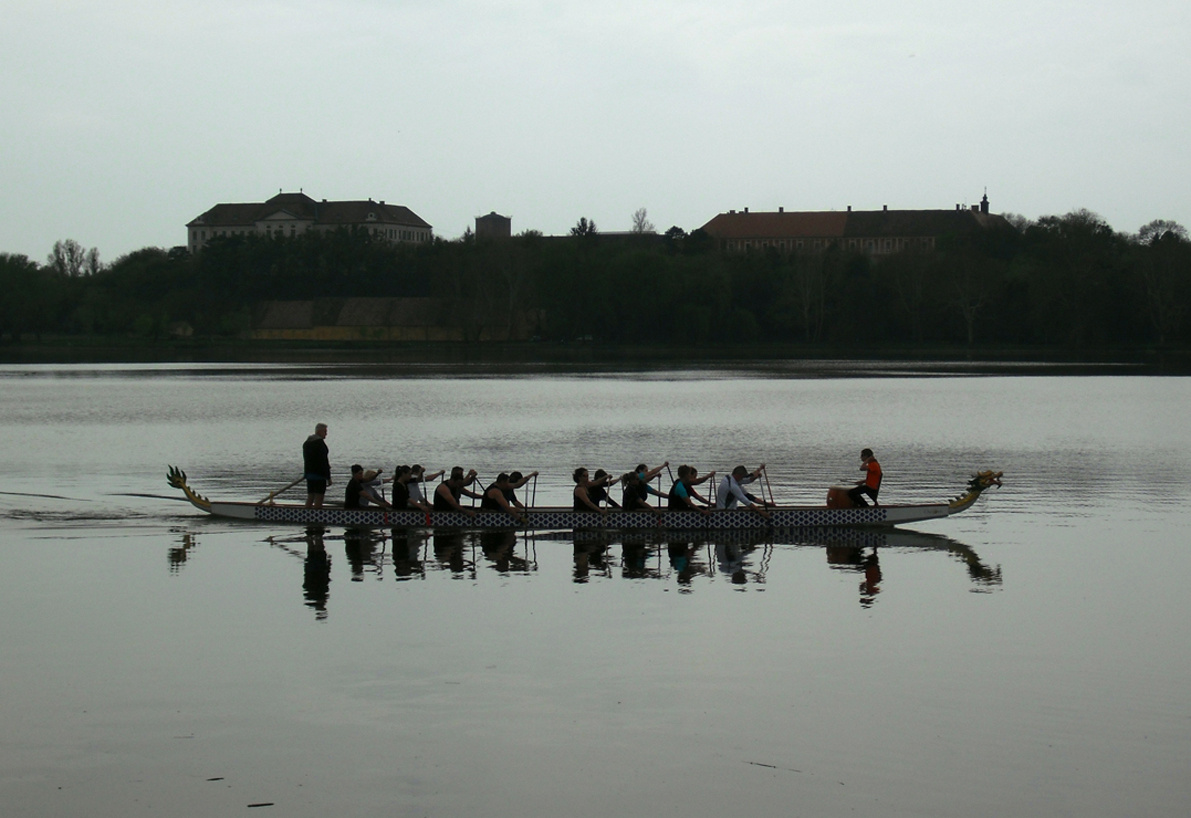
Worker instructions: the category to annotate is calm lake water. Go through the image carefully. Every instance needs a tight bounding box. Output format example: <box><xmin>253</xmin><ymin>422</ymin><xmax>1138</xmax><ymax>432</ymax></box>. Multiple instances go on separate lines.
<box><xmin>1</xmin><ymin>363</ymin><xmax>1188</xmax><ymax>817</ymax></box>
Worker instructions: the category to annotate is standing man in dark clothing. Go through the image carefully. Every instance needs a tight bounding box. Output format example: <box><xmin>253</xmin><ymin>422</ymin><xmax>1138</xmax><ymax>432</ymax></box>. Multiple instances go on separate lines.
<box><xmin>303</xmin><ymin>423</ymin><xmax>331</xmax><ymax>508</ymax></box>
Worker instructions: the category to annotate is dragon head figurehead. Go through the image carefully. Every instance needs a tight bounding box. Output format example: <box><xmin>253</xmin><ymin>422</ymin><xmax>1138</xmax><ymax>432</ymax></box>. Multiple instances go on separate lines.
<box><xmin>948</xmin><ymin>470</ymin><xmax>1004</xmax><ymax>512</ymax></box>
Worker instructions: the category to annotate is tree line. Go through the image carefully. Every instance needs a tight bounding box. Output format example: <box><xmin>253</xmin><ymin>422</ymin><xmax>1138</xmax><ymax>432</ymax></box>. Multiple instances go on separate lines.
<box><xmin>1</xmin><ymin>210</ymin><xmax>1188</xmax><ymax>349</ymax></box>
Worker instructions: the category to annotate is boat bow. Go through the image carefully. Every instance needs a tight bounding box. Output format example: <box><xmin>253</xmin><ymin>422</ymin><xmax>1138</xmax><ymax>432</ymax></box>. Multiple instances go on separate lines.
<box><xmin>947</xmin><ymin>470</ymin><xmax>1004</xmax><ymax>514</ymax></box>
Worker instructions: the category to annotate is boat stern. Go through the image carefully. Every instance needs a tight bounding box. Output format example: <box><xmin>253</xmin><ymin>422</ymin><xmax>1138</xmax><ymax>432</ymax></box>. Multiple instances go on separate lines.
<box><xmin>167</xmin><ymin>465</ymin><xmax>212</xmax><ymax>513</ymax></box>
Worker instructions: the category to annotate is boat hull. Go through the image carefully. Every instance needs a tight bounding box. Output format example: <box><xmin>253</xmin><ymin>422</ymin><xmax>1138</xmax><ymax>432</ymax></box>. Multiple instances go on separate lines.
<box><xmin>167</xmin><ymin>465</ymin><xmax>1000</xmax><ymax>531</ymax></box>
<box><xmin>201</xmin><ymin>502</ymin><xmax>955</xmax><ymax>529</ymax></box>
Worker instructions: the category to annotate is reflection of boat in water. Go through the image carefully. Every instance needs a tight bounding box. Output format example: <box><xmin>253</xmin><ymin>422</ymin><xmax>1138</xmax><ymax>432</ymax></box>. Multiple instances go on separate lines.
<box><xmin>559</xmin><ymin>525</ymin><xmax>1001</xmax><ymax>591</ymax></box>
<box><xmin>810</xmin><ymin>526</ymin><xmax>1003</xmax><ymax>593</ymax></box>
<box><xmin>235</xmin><ymin>522</ymin><xmax>999</xmax><ymax>621</ymax></box>
<box><xmin>167</xmin><ymin>466</ymin><xmax>1003</xmax><ymax>530</ymax></box>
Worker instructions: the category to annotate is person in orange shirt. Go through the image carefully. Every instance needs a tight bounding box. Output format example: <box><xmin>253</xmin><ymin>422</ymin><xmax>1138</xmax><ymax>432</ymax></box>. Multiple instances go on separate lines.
<box><xmin>847</xmin><ymin>448</ymin><xmax>882</xmax><ymax>507</ymax></box>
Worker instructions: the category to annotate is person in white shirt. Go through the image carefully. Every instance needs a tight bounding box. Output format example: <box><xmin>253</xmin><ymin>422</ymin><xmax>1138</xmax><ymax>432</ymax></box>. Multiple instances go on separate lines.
<box><xmin>716</xmin><ymin>464</ymin><xmax>771</xmax><ymax>518</ymax></box>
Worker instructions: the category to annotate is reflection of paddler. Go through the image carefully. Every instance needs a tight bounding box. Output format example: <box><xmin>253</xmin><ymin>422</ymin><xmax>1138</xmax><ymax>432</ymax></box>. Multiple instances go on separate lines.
<box><xmin>344</xmin><ymin>527</ymin><xmax>380</xmax><ymax>580</ymax></box>
<box><xmin>860</xmin><ymin>551</ymin><xmax>882</xmax><ymax>606</ymax></box>
<box><xmin>433</xmin><ymin>530</ymin><xmax>468</xmax><ymax>573</ymax></box>
<box><xmin>389</xmin><ymin>527</ymin><xmax>424</xmax><ymax>579</ymax></box>
<box><xmin>480</xmin><ymin>529</ymin><xmax>521</xmax><ymax>571</ymax></box>
<box><xmin>621</xmin><ymin>536</ymin><xmax>651</xmax><ymax>576</ymax></box>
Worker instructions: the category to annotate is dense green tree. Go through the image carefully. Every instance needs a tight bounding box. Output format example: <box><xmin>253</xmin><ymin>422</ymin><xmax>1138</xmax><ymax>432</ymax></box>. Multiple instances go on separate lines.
<box><xmin>5</xmin><ymin>208</ymin><xmax>1191</xmax><ymax>351</ymax></box>
<box><xmin>0</xmin><ymin>253</ymin><xmax>52</xmax><ymax>340</ymax></box>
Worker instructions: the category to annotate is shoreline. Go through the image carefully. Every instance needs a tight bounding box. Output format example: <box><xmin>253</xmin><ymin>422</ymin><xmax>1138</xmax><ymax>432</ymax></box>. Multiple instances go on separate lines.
<box><xmin>2</xmin><ymin>336</ymin><xmax>1189</xmax><ymax>374</ymax></box>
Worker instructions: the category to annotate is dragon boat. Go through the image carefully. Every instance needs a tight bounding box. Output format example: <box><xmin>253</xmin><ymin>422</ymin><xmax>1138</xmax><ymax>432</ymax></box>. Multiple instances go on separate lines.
<box><xmin>166</xmin><ymin>466</ymin><xmax>1003</xmax><ymax>531</ymax></box>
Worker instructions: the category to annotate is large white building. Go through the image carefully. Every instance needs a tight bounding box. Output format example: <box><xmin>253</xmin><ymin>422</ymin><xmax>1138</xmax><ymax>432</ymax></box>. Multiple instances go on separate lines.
<box><xmin>186</xmin><ymin>191</ymin><xmax>432</xmax><ymax>253</ymax></box>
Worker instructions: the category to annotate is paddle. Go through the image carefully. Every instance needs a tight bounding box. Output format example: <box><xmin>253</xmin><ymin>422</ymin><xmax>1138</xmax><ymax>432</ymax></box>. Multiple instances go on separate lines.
<box><xmin>261</xmin><ymin>475</ymin><xmax>304</xmax><ymax>504</ymax></box>
<box><xmin>531</xmin><ymin>472</ymin><xmax>538</xmax><ymax>508</ymax></box>
<box><xmin>762</xmin><ymin>465</ymin><xmax>776</xmax><ymax>508</ymax></box>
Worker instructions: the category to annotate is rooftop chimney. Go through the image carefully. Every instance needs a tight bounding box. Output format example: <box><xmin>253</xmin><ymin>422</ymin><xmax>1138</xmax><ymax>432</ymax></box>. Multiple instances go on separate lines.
<box><xmin>883</xmin><ymin>204</ymin><xmax>888</xmax><ymax>211</ymax></box>
<box><xmin>778</xmin><ymin>206</ymin><xmax>784</xmax><ymax>213</ymax></box>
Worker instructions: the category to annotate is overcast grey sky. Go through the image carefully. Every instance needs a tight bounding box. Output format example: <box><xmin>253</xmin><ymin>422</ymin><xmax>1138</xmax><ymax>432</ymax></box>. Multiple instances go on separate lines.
<box><xmin>3</xmin><ymin>1</ymin><xmax>1189</xmax><ymax>262</ymax></box>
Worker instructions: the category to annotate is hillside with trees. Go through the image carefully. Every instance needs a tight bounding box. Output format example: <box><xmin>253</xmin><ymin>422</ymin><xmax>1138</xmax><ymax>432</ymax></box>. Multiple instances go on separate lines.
<box><xmin>1</xmin><ymin>210</ymin><xmax>1188</xmax><ymax>356</ymax></box>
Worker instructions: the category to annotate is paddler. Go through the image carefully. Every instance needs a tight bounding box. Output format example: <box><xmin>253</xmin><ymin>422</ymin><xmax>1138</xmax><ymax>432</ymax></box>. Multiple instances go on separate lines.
<box><xmin>433</xmin><ymin>467</ymin><xmax>482</xmax><ymax>517</ymax></box>
<box><xmin>505</xmin><ymin>470</ymin><xmax>538</xmax><ymax>511</ymax></box>
<box><xmin>391</xmin><ymin>465</ymin><xmax>431</xmax><ymax>512</ymax></box>
<box><xmin>345</xmin><ymin>464</ymin><xmax>391</xmax><ymax>509</ymax></box>
<box><xmin>635</xmin><ymin>462</ymin><xmax>669</xmax><ymax>500</ymax></box>
<box><xmin>407</xmin><ymin>464</ymin><xmax>443</xmax><ymax>508</ymax></box>
<box><xmin>481</xmin><ymin>473</ymin><xmax>528</xmax><ymax>525</ymax></box>
<box><xmin>668</xmin><ymin>465</ymin><xmax>711</xmax><ymax>516</ymax></box>
<box><xmin>716</xmin><ymin>465</ymin><xmax>771</xmax><ymax>519</ymax></box>
<box><xmin>622</xmin><ymin>471</ymin><xmax>663</xmax><ymax>521</ymax></box>
<box><xmin>683</xmin><ymin>465</ymin><xmax>716</xmax><ymax>505</ymax></box>
<box><xmin>572</xmin><ymin>467</ymin><xmax>609</xmax><ymax>516</ymax></box>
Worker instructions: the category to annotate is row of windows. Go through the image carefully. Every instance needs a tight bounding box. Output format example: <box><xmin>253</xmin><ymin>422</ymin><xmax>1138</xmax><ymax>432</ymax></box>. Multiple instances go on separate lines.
<box><xmin>726</xmin><ymin>236</ymin><xmax>936</xmax><ymax>253</ymax></box>
<box><xmin>191</xmin><ymin>225</ymin><xmax>432</xmax><ymax>246</ymax></box>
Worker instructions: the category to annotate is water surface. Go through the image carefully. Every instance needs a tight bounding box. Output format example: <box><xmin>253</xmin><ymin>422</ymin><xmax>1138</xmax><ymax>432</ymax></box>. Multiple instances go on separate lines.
<box><xmin>0</xmin><ymin>364</ymin><xmax>1187</xmax><ymax>817</ymax></box>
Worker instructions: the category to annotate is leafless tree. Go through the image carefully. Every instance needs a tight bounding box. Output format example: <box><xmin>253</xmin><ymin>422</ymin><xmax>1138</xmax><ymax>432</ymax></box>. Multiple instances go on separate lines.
<box><xmin>631</xmin><ymin>208</ymin><xmax>655</xmax><ymax>234</ymax></box>
<box><xmin>1137</xmin><ymin>219</ymin><xmax>1188</xmax><ymax>246</ymax></box>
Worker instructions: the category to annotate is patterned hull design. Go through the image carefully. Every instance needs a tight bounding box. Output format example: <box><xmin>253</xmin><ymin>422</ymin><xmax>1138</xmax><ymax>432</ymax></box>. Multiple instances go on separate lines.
<box><xmin>204</xmin><ymin>502</ymin><xmax>953</xmax><ymax>529</ymax></box>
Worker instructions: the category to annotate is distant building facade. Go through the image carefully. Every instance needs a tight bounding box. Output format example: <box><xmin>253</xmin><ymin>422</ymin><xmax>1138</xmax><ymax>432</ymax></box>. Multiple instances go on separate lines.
<box><xmin>700</xmin><ymin>195</ymin><xmax>1011</xmax><ymax>255</ymax></box>
<box><xmin>186</xmin><ymin>191</ymin><xmax>432</xmax><ymax>253</ymax></box>
<box><xmin>475</xmin><ymin>211</ymin><xmax>512</xmax><ymax>240</ymax></box>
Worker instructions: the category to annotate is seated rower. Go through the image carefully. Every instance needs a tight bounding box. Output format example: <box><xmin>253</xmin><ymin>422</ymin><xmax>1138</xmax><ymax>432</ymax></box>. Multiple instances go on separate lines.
<box><xmin>408</xmin><ymin>464</ymin><xmax>443</xmax><ymax>509</ymax></box>
<box><xmin>505</xmin><ymin>470</ymin><xmax>538</xmax><ymax>511</ymax></box>
<box><xmin>669</xmin><ymin>465</ymin><xmax>711</xmax><ymax>516</ymax></box>
<box><xmin>587</xmin><ymin>469</ymin><xmax>621</xmax><ymax>508</ymax></box>
<box><xmin>433</xmin><ymin>467</ymin><xmax>482</xmax><ymax>518</ymax></box>
<box><xmin>346</xmin><ymin>464</ymin><xmax>391</xmax><ymax>510</ymax></box>
<box><xmin>682</xmin><ymin>465</ymin><xmax>716</xmax><ymax>505</ymax></box>
<box><xmin>390</xmin><ymin>465</ymin><xmax>431</xmax><ymax>512</ymax></box>
<box><xmin>716</xmin><ymin>465</ymin><xmax>771</xmax><ymax>519</ymax></box>
<box><xmin>847</xmin><ymin>448</ymin><xmax>882</xmax><ymax>507</ymax></box>
<box><xmin>482</xmin><ymin>473</ymin><xmax>528</xmax><ymax>525</ymax></box>
<box><xmin>635</xmin><ymin>462</ymin><xmax>669</xmax><ymax>500</ymax></box>
<box><xmin>622</xmin><ymin>471</ymin><xmax>663</xmax><ymax>521</ymax></box>
<box><xmin>572</xmin><ymin>467</ymin><xmax>608</xmax><ymax>516</ymax></box>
